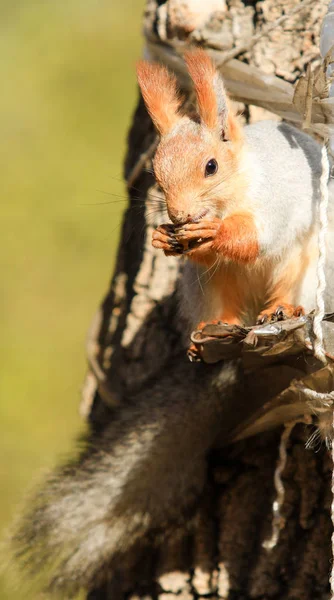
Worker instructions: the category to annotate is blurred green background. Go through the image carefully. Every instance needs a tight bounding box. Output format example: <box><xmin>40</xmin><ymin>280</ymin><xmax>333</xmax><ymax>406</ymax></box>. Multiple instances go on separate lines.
<box><xmin>0</xmin><ymin>1</ymin><xmax>143</xmax><ymax>597</ymax></box>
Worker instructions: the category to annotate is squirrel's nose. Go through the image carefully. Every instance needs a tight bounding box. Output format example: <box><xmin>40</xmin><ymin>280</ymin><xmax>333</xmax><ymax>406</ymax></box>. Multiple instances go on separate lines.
<box><xmin>170</xmin><ymin>211</ymin><xmax>190</xmax><ymax>225</ymax></box>
<box><xmin>169</xmin><ymin>208</ymin><xmax>209</xmax><ymax>225</ymax></box>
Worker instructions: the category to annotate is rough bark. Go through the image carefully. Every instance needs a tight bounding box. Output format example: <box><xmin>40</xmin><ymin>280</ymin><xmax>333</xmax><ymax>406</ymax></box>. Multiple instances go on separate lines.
<box><xmin>87</xmin><ymin>426</ymin><xmax>332</xmax><ymax>600</ymax></box>
<box><xmin>84</xmin><ymin>1</ymin><xmax>332</xmax><ymax>598</ymax></box>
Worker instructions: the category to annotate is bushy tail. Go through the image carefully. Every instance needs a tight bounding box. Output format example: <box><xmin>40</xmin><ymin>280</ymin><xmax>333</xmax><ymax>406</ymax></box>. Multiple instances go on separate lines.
<box><xmin>10</xmin><ymin>430</ymin><xmax>157</xmax><ymax>596</ymax></box>
<box><xmin>9</xmin><ymin>361</ymin><xmax>238</xmax><ymax>597</ymax></box>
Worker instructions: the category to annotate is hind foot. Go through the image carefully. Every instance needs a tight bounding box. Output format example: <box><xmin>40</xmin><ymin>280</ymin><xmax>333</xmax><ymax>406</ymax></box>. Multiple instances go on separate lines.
<box><xmin>256</xmin><ymin>304</ymin><xmax>304</xmax><ymax>325</ymax></box>
<box><xmin>188</xmin><ymin>318</ymin><xmax>241</xmax><ymax>360</ymax></box>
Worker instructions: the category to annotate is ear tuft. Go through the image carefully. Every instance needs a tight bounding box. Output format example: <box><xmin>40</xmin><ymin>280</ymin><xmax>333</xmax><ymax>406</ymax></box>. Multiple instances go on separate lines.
<box><xmin>136</xmin><ymin>61</ymin><xmax>182</xmax><ymax>136</ymax></box>
<box><xmin>184</xmin><ymin>49</ymin><xmax>228</xmax><ymax>133</ymax></box>
<box><xmin>226</xmin><ymin>109</ymin><xmax>244</xmax><ymax>145</ymax></box>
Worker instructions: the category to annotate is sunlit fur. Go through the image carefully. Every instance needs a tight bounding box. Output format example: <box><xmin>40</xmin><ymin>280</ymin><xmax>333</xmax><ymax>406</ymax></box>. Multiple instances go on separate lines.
<box><xmin>136</xmin><ymin>61</ymin><xmax>182</xmax><ymax>135</ymax></box>
<box><xmin>153</xmin><ymin>117</ymin><xmax>246</xmax><ymax>225</ymax></box>
<box><xmin>184</xmin><ymin>49</ymin><xmax>227</xmax><ymax>131</ymax></box>
<box><xmin>138</xmin><ymin>50</ymin><xmax>334</xmax><ymax>327</ymax></box>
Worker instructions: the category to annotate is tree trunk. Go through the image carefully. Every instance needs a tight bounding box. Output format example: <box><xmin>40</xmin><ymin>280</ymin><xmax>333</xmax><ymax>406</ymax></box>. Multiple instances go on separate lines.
<box><xmin>83</xmin><ymin>1</ymin><xmax>332</xmax><ymax>598</ymax></box>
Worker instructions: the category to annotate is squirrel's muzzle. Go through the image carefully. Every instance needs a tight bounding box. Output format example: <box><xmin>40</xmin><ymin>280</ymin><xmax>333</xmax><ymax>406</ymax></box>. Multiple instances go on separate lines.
<box><xmin>168</xmin><ymin>207</ymin><xmax>209</xmax><ymax>225</ymax></box>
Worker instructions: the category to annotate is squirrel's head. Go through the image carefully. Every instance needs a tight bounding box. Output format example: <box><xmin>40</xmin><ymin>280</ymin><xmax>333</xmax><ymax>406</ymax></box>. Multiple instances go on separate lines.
<box><xmin>136</xmin><ymin>50</ymin><xmax>245</xmax><ymax>225</ymax></box>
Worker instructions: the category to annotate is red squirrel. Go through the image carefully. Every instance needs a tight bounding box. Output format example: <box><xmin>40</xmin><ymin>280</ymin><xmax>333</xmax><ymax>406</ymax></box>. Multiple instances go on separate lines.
<box><xmin>137</xmin><ymin>50</ymin><xmax>334</xmax><ymax>332</ymax></box>
<box><xmin>9</xmin><ymin>52</ymin><xmax>334</xmax><ymax>597</ymax></box>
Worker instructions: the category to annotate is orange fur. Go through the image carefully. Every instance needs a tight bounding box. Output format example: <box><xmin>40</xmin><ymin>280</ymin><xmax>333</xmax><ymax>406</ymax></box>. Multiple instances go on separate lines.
<box><xmin>226</xmin><ymin>109</ymin><xmax>244</xmax><ymax>146</ymax></box>
<box><xmin>153</xmin><ymin>125</ymin><xmax>247</xmax><ymax>225</ymax></box>
<box><xmin>257</xmin><ymin>303</ymin><xmax>304</xmax><ymax>322</ymax></box>
<box><xmin>216</xmin><ymin>268</ymin><xmax>245</xmax><ymax>324</ymax></box>
<box><xmin>177</xmin><ymin>213</ymin><xmax>260</xmax><ymax>324</ymax></box>
<box><xmin>213</xmin><ymin>213</ymin><xmax>259</xmax><ymax>263</ymax></box>
<box><xmin>196</xmin><ymin>264</ymin><xmax>254</xmax><ymax>325</ymax></box>
<box><xmin>136</xmin><ymin>61</ymin><xmax>182</xmax><ymax>135</ymax></box>
<box><xmin>256</xmin><ymin>250</ymin><xmax>310</xmax><ymax>321</ymax></box>
<box><xmin>184</xmin><ymin>50</ymin><xmax>218</xmax><ymax>130</ymax></box>
<box><xmin>214</xmin><ymin>242</ymin><xmax>308</xmax><ymax>325</ymax></box>
<box><xmin>185</xmin><ymin>50</ymin><xmax>242</xmax><ymax>144</ymax></box>
<box><xmin>184</xmin><ymin>213</ymin><xmax>259</xmax><ymax>266</ymax></box>
<box><xmin>266</xmin><ymin>247</ymin><xmax>311</xmax><ymax>311</ymax></box>
<box><xmin>138</xmin><ymin>56</ymin><xmax>256</xmax><ymax>326</ymax></box>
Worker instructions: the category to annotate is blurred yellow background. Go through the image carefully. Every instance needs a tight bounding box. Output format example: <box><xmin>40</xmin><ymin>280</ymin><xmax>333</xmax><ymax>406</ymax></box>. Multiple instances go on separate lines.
<box><xmin>0</xmin><ymin>1</ymin><xmax>143</xmax><ymax>597</ymax></box>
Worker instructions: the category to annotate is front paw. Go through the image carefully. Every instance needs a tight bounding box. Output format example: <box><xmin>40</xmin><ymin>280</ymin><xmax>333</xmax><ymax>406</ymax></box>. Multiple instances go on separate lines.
<box><xmin>174</xmin><ymin>219</ymin><xmax>221</xmax><ymax>258</ymax></box>
<box><xmin>175</xmin><ymin>213</ymin><xmax>259</xmax><ymax>264</ymax></box>
<box><xmin>152</xmin><ymin>224</ymin><xmax>183</xmax><ymax>256</ymax></box>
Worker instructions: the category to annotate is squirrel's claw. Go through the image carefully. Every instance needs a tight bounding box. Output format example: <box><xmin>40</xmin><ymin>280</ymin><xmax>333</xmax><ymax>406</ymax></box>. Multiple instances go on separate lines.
<box><xmin>153</xmin><ymin>220</ymin><xmax>220</xmax><ymax>258</ymax></box>
<box><xmin>174</xmin><ymin>219</ymin><xmax>220</xmax><ymax>259</ymax></box>
<box><xmin>152</xmin><ymin>224</ymin><xmax>183</xmax><ymax>256</ymax></box>
<box><xmin>175</xmin><ymin>228</ymin><xmax>217</xmax><ymax>242</ymax></box>
<box><xmin>175</xmin><ymin>219</ymin><xmax>220</xmax><ymax>241</ymax></box>
<box><xmin>256</xmin><ymin>304</ymin><xmax>305</xmax><ymax>325</ymax></box>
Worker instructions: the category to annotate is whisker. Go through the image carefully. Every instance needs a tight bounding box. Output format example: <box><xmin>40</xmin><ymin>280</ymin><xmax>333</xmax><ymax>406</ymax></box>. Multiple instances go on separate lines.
<box><xmin>96</xmin><ymin>188</ymin><xmax>127</xmax><ymax>199</ymax></box>
<box><xmin>305</xmin><ymin>427</ymin><xmax>322</xmax><ymax>451</ymax></box>
<box><xmin>194</xmin><ymin>263</ymin><xmax>211</xmax><ymax>286</ymax></box>
<box><xmin>138</xmin><ymin>212</ymin><xmax>166</xmax><ymax>237</ymax></box>
<box><xmin>80</xmin><ymin>198</ymin><xmax>164</xmax><ymax>210</ymax></box>
<box><xmin>79</xmin><ymin>199</ymin><xmax>126</xmax><ymax>207</ymax></box>
<box><xmin>205</xmin><ymin>256</ymin><xmax>221</xmax><ymax>285</ymax></box>
<box><xmin>81</xmin><ymin>195</ymin><xmax>165</xmax><ymax>211</ymax></box>
<box><xmin>143</xmin><ymin>209</ymin><xmax>168</xmax><ymax>218</ymax></box>
<box><xmin>107</xmin><ymin>173</ymin><xmax>165</xmax><ymax>203</ymax></box>
<box><xmin>196</xmin><ymin>264</ymin><xmax>205</xmax><ymax>296</ymax></box>
<box><xmin>201</xmin><ymin>256</ymin><xmax>219</xmax><ymax>284</ymax></box>
<box><xmin>190</xmin><ymin>255</ymin><xmax>220</xmax><ymax>289</ymax></box>
<box><xmin>198</xmin><ymin>165</ymin><xmax>245</xmax><ymax>199</ymax></box>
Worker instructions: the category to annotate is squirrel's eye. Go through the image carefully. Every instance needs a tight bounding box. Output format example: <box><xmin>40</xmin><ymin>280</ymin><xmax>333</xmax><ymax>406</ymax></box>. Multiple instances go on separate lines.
<box><xmin>205</xmin><ymin>159</ymin><xmax>218</xmax><ymax>177</ymax></box>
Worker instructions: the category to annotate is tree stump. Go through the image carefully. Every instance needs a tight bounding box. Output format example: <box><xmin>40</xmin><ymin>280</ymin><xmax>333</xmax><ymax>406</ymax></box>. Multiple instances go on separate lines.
<box><xmin>84</xmin><ymin>1</ymin><xmax>332</xmax><ymax>599</ymax></box>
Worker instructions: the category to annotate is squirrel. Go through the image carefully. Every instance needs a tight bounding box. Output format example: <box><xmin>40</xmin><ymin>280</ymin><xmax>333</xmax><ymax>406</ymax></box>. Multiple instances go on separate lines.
<box><xmin>8</xmin><ymin>51</ymin><xmax>334</xmax><ymax>598</ymax></box>
<box><xmin>136</xmin><ymin>49</ymin><xmax>334</xmax><ymax>333</ymax></box>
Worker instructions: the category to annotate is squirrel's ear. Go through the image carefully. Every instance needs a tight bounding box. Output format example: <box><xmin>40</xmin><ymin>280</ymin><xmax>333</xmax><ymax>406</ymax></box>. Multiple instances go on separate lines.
<box><xmin>136</xmin><ymin>61</ymin><xmax>182</xmax><ymax>136</ymax></box>
<box><xmin>185</xmin><ymin>49</ymin><xmax>242</xmax><ymax>143</ymax></box>
<box><xmin>225</xmin><ymin>104</ymin><xmax>244</xmax><ymax>145</ymax></box>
